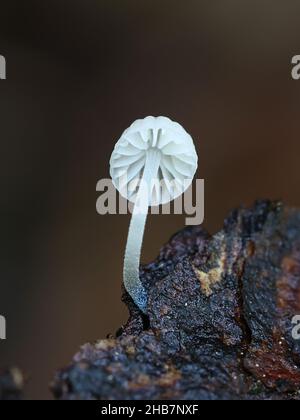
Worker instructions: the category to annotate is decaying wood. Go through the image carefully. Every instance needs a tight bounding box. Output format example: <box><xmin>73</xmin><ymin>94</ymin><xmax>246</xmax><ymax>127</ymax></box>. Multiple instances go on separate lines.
<box><xmin>52</xmin><ymin>201</ymin><xmax>300</xmax><ymax>400</ymax></box>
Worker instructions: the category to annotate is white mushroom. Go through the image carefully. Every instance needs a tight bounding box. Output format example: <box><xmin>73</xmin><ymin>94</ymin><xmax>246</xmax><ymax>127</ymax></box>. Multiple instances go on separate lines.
<box><xmin>110</xmin><ymin>116</ymin><xmax>198</xmax><ymax>312</ymax></box>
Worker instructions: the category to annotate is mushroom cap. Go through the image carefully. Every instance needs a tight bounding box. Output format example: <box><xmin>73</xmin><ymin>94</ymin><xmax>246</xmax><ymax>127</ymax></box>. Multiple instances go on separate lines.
<box><xmin>110</xmin><ymin>116</ymin><xmax>198</xmax><ymax>206</ymax></box>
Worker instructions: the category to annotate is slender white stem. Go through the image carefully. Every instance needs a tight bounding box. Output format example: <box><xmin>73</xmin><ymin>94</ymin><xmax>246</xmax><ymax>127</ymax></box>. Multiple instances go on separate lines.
<box><xmin>123</xmin><ymin>149</ymin><xmax>161</xmax><ymax>312</ymax></box>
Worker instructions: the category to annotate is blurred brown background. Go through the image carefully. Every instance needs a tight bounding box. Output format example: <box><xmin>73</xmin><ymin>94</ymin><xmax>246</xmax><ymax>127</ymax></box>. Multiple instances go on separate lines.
<box><xmin>0</xmin><ymin>0</ymin><xmax>300</xmax><ymax>399</ymax></box>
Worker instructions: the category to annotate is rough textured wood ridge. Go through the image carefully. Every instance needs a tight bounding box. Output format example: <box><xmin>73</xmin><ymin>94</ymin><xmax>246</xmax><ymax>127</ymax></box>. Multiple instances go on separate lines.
<box><xmin>52</xmin><ymin>201</ymin><xmax>300</xmax><ymax>400</ymax></box>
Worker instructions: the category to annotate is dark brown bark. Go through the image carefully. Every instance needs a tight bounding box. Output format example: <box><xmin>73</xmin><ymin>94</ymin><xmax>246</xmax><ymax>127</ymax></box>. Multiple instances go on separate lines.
<box><xmin>52</xmin><ymin>201</ymin><xmax>300</xmax><ymax>400</ymax></box>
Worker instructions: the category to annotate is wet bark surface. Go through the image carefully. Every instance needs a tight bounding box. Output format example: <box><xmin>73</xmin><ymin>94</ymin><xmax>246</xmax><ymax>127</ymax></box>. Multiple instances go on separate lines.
<box><xmin>52</xmin><ymin>201</ymin><xmax>300</xmax><ymax>400</ymax></box>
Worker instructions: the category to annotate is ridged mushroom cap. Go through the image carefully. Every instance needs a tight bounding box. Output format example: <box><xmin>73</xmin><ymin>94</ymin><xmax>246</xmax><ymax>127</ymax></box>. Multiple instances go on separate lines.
<box><xmin>110</xmin><ymin>116</ymin><xmax>198</xmax><ymax>206</ymax></box>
